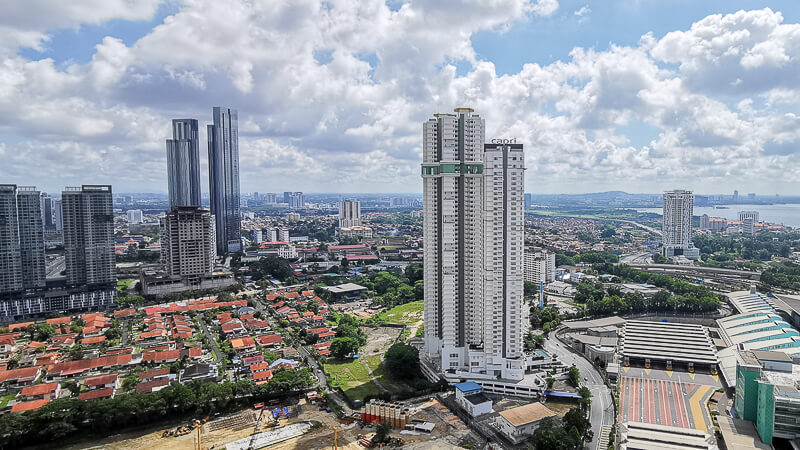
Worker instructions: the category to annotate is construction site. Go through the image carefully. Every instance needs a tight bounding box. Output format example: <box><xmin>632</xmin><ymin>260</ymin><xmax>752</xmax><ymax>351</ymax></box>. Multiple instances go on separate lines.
<box><xmin>64</xmin><ymin>394</ymin><xmax>475</xmax><ymax>450</ymax></box>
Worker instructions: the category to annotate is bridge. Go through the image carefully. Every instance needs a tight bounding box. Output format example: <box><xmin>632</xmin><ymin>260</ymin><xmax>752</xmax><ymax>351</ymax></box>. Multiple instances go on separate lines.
<box><xmin>627</xmin><ymin>263</ymin><xmax>761</xmax><ymax>281</ymax></box>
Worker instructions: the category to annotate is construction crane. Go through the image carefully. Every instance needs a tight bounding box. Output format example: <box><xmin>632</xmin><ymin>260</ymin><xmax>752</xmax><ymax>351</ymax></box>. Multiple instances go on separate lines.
<box><xmin>247</xmin><ymin>407</ymin><xmax>266</xmax><ymax>450</ymax></box>
<box><xmin>193</xmin><ymin>419</ymin><xmax>202</xmax><ymax>450</ymax></box>
<box><xmin>332</xmin><ymin>426</ymin><xmax>338</xmax><ymax>450</ymax></box>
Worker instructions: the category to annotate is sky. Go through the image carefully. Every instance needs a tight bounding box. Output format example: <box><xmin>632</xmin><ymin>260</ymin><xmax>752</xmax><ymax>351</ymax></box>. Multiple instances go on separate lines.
<box><xmin>1</xmin><ymin>0</ymin><xmax>800</xmax><ymax>195</ymax></box>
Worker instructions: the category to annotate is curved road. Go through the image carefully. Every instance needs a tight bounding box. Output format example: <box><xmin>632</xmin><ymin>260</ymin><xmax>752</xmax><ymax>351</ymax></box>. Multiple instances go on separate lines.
<box><xmin>544</xmin><ymin>335</ymin><xmax>614</xmax><ymax>450</ymax></box>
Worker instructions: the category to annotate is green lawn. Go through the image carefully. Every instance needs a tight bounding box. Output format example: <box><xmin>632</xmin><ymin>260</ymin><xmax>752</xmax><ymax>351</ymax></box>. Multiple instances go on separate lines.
<box><xmin>0</xmin><ymin>394</ymin><xmax>16</xmax><ymax>408</ymax></box>
<box><xmin>324</xmin><ymin>358</ymin><xmax>380</xmax><ymax>402</ymax></box>
<box><xmin>378</xmin><ymin>300</ymin><xmax>423</xmax><ymax>326</ymax></box>
<box><xmin>117</xmin><ymin>279</ymin><xmax>134</xmax><ymax>293</ymax></box>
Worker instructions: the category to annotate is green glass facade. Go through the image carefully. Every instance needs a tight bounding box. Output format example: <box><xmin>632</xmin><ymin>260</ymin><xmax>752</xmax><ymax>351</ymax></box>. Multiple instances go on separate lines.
<box><xmin>756</xmin><ymin>382</ymin><xmax>775</xmax><ymax>444</ymax></box>
<box><xmin>735</xmin><ymin>363</ymin><xmax>761</xmax><ymax>422</ymax></box>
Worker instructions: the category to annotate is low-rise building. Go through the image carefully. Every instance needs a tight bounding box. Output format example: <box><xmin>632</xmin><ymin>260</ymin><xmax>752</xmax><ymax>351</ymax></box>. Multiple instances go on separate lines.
<box><xmin>454</xmin><ymin>381</ymin><xmax>493</xmax><ymax>417</ymax></box>
<box><xmin>494</xmin><ymin>402</ymin><xmax>557</xmax><ymax>444</ymax></box>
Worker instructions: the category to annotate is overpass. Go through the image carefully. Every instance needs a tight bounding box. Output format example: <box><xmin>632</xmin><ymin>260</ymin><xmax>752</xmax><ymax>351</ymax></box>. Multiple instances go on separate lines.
<box><xmin>627</xmin><ymin>263</ymin><xmax>761</xmax><ymax>281</ymax></box>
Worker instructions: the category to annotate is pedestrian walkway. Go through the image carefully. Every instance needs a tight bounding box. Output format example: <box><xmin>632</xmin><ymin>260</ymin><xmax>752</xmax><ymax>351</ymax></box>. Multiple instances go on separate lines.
<box><xmin>596</xmin><ymin>424</ymin><xmax>612</xmax><ymax>449</ymax></box>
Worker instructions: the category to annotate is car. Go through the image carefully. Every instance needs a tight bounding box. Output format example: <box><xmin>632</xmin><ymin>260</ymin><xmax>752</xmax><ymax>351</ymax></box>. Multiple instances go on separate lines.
<box><xmin>584</xmin><ymin>376</ymin><xmax>588</xmax><ymax>381</ymax></box>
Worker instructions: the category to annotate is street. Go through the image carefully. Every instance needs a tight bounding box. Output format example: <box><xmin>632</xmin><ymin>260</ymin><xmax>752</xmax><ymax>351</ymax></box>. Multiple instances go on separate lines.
<box><xmin>198</xmin><ymin>317</ymin><xmax>223</xmax><ymax>363</ymax></box>
<box><xmin>544</xmin><ymin>335</ymin><xmax>614</xmax><ymax>450</ymax></box>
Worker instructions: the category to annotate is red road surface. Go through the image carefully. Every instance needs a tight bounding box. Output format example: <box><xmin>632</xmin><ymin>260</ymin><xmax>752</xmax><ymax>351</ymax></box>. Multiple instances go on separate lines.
<box><xmin>628</xmin><ymin>377</ymin><xmax>639</xmax><ymax>422</ymax></box>
<box><xmin>659</xmin><ymin>379</ymin><xmax>671</xmax><ymax>426</ymax></box>
<box><xmin>618</xmin><ymin>377</ymin><xmax>626</xmax><ymax>423</ymax></box>
<box><xmin>671</xmin><ymin>381</ymin><xmax>689</xmax><ymax>428</ymax></box>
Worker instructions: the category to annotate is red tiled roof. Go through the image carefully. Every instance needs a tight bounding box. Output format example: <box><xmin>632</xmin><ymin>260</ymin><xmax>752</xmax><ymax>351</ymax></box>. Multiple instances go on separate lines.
<box><xmin>302</xmin><ymin>312</ymin><xmax>314</xmax><ymax>317</ymax></box>
<box><xmin>46</xmin><ymin>317</ymin><xmax>71</xmax><ymax>326</ymax></box>
<box><xmin>79</xmin><ymin>387</ymin><xmax>114</xmax><ymax>401</ymax></box>
<box><xmin>284</xmin><ymin>292</ymin><xmax>300</xmax><ymax>299</ymax></box>
<box><xmin>317</xmin><ymin>349</ymin><xmax>331</xmax><ymax>355</ymax></box>
<box><xmin>318</xmin><ymin>332</ymin><xmax>336</xmax><ymax>339</ymax></box>
<box><xmin>82</xmin><ymin>336</ymin><xmax>106</xmax><ymax>345</ymax></box>
<box><xmin>84</xmin><ymin>374</ymin><xmax>118</xmax><ymax>387</ymax></box>
<box><xmin>302</xmin><ymin>290</ymin><xmax>315</xmax><ymax>297</ymax></box>
<box><xmin>249</xmin><ymin>362</ymin><xmax>270</xmax><ymax>372</ymax></box>
<box><xmin>243</xmin><ymin>355</ymin><xmax>264</xmax><ymax>365</ymax></box>
<box><xmin>188</xmin><ymin>347</ymin><xmax>202</xmax><ymax>358</ymax></box>
<box><xmin>328</xmin><ymin>244</ymin><xmax>368</xmax><ymax>250</ymax></box>
<box><xmin>221</xmin><ymin>322</ymin><xmax>245</xmax><ymax>333</ymax></box>
<box><xmin>229</xmin><ymin>336</ymin><xmax>256</xmax><ymax>350</ymax></box>
<box><xmin>0</xmin><ymin>366</ymin><xmax>40</xmax><ymax>383</ymax></box>
<box><xmin>21</xmin><ymin>382</ymin><xmax>59</xmax><ymax>397</ymax></box>
<box><xmin>344</xmin><ymin>254</ymin><xmax>379</xmax><ymax>260</ymax></box>
<box><xmin>308</xmin><ymin>327</ymin><xmax>330</xmax><ymax>335</ymax></box>
<box><xmin>12</xmin><ymin>399</ymin><xmax>50</xmax><ymax>413</ymax></box>
<box><xmin>9</xmin><ymin>322</ymin><xmax>35</xmax><ymax>331</ymax></box>
<box><xmin>114</xmin><ymin>309</ymin><xmax>136</xmax><ymax>317</ymax></box>
<box><xmin>256</xmin><ymin>334</ymin><xmax>282</xmax><ymax>346</ymax></box>
<box><xmin>143</xmin><ymin>350</ymin><xmax>180</xmax><ymax>362</ymax></box>
<box><xmin>47</xmin><ymin>354</ymin><xmax>132</xmax><ymax>377</ymax></box>
<box><xmin>136</xmin><ymin>377</ymin><xmax>170</xmax><ymax>393</ymax></box>
<box><xmin>252</xmin><ymin>370</ymin><xmax>273</xmax><ymax>381</ymax></box>
<box><xmin>139</xmin><ymin>368</ymin><xmax>170</xmax><ymax>380</ymax></box>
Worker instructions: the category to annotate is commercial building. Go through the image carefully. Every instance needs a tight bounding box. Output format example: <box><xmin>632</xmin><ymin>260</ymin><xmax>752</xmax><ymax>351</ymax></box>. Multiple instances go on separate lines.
<box><xmin>494</xmin><ymin>402</ymin><xmax>557</xmax><ymax>444</ymax></box>
<box><xmin>739</xmin><ymin>211</ymin><xmax>759</xmax><ymax>222</ymax></box>
<box><xmin>700</xmin><ymin>214</ymin><xmax>710</xmax><ymax>230</ymax></box>
<box><xmin>421</xmin><ymin>108</ymin><xmax>525</xmax><ymax>381</ymax></box>
<box><xmin>320</xmin><ymin>283</ymin><xmax>367</xmax><ymax>301</ymax></box>
<box><xmin>166</xmin><ymin>119</ymin><xmax>202</xmax><ymax>208</ymax></box>
<box><xmin>338</xmin><ymin>200</ymin><xmax>362</xmax><ymax>228</ymax></box>
<box><xmin>716</xmin><ymin>308</ymin><xmax>800</xmax><ymax>387</ymax></box>
<box><xmin>620</xmin><ymin>320</ymin><xmax>717</xmax><ymax>370</ymax></box>
<box><xmin>735</xmin><ymin>350</ymin><xmax>800</xmax><ymax>444</ymax></box>
<box><xmin>283</xmin><ymin>192</ymin><xmax>304</xmax><ymax>208</ymax></box>
<box><xmin>62</xmin><ymin>185</ymin><xmax>115</xmax><ymax>287</ymax></box>
<box><xmin>126</xmin><ymin>209</ymin><xmax>143</xmax><ymax>224</ymax></box>
<box><xmin>524</xmin><ymin>247</ymin><xmax>555</xmax><ymax>285</ymax></box>
<box><xmin>662</xmin><ymin>190</ymin><xmax>699</xmax><ymax>259</ymax></box>
<box><xmin>207</xmin><ymin>107</ymin><xmax>241</xmax><ymax>253</ymax></box>
<box><xmin>743</xmin><ymin>217</ymin><xmax>756</xmax><ymax>235</ymax></box>
<box><xmin>0</xmin><ymin>185</ymin><xmax>46</xmax><ymax>295</ymax></box>
<box><xmin>160</xmin><ymin>206</ymin><xmax>216</xmax><ymax>279</ymax></box>
<box><xmin>339</xmin><ymin>226</ymin><xmax>373</xmax><ymax>239</ymax></box>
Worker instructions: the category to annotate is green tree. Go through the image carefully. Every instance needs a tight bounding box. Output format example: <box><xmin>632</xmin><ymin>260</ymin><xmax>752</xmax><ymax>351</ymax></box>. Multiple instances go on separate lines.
<box><xmin>330</xmin><ymin>337</ymin><xmax>360</xmax><ymax>358</ymax></box>
<box><xmin>546</xmin><ymin>377</ymin><xmax>555</xmax><ymax>390</ymax></box>
<box><xmin>68</xmin><ymin>344</ymin><xmax>85</xmax><ymax>361</ymax></box>
<box><xmin>383</xmin><ymin>342</ymin><xmax>420</xmax><ymax>380</ymax></box>
<box><xmin>577</xmin><ymin>386</ymin><xmax>592</xmax><ymax>411</ymax></box>
<box><xmin>35</xmin><ymin>323</ymin><xmax>56</xmax><ymax>341</ymax></box>
<box><xmin>567</xmin><ymin>365</ymin><xmax>580</xmax><ymax>387</ymax></box>
<box><xmin>374</xmin><ymin>421</ymin><xmax>391</xmax><ymax>443</ymax></box>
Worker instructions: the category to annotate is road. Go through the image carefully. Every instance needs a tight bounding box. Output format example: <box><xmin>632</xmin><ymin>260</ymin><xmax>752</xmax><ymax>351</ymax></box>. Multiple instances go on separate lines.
<box><xmin>46</xmin><ymin>256</ymin><xmax>65</xmax><ymax>278</ymax></box>
<box><xmin>620</xmin><ymin>252</ymin><xmax>651</xmax><ymax>265</ymax></box>
<box><xmin>627</xmin><ymin>263</ymin><xmax>761</xmax><ymax>279</ymax></box>
<box><xmin>198</xmin><ymin>317</ymin><xmax>223</xmax><ymax>363</ymax></box>
<box><xmin>544</xmin><ymin>335</ymin><xmax>614</xmax><ymax>450</ymax></box>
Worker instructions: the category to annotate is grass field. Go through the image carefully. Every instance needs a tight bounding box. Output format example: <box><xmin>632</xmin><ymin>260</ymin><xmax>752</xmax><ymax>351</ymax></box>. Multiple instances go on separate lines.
<box><xmin>117</xmin><ymin>279</ymin><xmax>134</xmax><ymax>293</ymax></box>
<box><xmin>0</xmin><ymin>394</ymin><xmax>16</xmax><ymax>408</ymax></box>
<box><xmin>378</xmin><ymin>300</ymin><xmax>423</xmax><ymax>326</ymax></box>
<box><xmin>324</xmin><ymin>358</ymin><xmax>380</xmax><ymax>402</ymax></box>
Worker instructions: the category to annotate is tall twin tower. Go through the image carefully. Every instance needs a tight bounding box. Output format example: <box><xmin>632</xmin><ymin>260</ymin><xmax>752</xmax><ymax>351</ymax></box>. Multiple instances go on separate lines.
<box><xmin>166</xmin><ymin>107</ymin><xmax>241</xmax><ymax>254</ymax></box>
<box><xmin>422</xmin><ymin>108</ymin><xmax>526</xmax><ymax>381</ymax></box>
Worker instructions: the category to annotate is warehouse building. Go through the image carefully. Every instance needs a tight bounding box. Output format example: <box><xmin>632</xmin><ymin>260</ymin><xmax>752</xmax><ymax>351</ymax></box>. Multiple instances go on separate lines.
<box><xmin>620</xmin><ymin>320</ymin><xmax>717</xmax><ymax>371</ymax></box>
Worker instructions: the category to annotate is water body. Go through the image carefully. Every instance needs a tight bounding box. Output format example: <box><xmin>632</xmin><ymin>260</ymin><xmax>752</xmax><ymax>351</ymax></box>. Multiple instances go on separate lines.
<box><xmin>636</xmin><ymin>204</ymin><xmax>800</xmax><ymax>228</ymax></box>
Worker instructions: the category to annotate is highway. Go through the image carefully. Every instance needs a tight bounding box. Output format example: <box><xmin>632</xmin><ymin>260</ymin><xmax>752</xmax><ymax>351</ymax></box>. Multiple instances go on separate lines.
<box><xmin>544</xmin><ymin>335</ymin><xmax>614</xmax><ymax>450</ymax></box>
<box><xmin>46</xmin><ymin>256</ymin><xmax>66</xmax><ymax>278</ymax></box>
<box><xmin>620</xmin><ymin>252</ymin><xmax>651</xmax><ymax>265</ymax></box>
<box><xmin>627</xmin><ymin>263</ymin><xmax>761</xmax><ymax>279</ymax></box>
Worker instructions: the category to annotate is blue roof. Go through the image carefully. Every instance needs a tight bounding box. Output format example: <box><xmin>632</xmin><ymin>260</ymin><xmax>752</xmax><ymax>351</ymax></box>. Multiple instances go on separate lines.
<box><xmin>545</xmin><ymin>391</ymin><xmax>581</xmax><ymax>399</ymax></box>
<box><xmin>454</xmin><ymin>381</ymin><xmax>482</xmax><ymax>393</ymax></box>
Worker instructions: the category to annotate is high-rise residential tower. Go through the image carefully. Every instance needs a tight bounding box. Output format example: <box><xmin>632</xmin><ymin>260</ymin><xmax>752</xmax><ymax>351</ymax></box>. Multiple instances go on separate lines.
<box><xmin>662</xmin><ymin>189</ymin><xmax>698</xmax><ymax>259</ymax></box>
<box><xmin>421</xmin><ymin>108</ymin><xmax>525</xmax><ymax>381</ymax></box>
<box><xmin>0</xmin><ymin>185</ymin><xmax>46</xmax><ymax>295</ymax></box>
<box><xmin>62</xmin><ymin>185</ymin><xmax>115</xmax><ymax>286</ymax></box>
<box><xmin>166</xmin><ymin>119</ymin><xmax>202</xmax><ymax>208</ymax></box>
<box><xmin>160</xmin><ymin>206</ymin><xmax>216</xmax><ymax>280</ymax></box>
<box><xmin>207</xmin><ymin>107</ymin><xmax>241</xmax><ymax>253</ymax></box>
<box><xmin>283</xmin><ymin>192</ymin><xmax>304</xmax><ymax>208</ymax></box>
<box><xmin>338</xmin><ymin>200</ymin><xmax>362</xmax><ymax>228</ymax></box>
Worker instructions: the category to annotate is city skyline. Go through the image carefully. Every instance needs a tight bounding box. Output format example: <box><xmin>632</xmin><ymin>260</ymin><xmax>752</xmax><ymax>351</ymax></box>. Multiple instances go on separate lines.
<box><xmin>2</xmin><ymin>2</ymin><xmax>800</xmax><ymax>194</ymax></box>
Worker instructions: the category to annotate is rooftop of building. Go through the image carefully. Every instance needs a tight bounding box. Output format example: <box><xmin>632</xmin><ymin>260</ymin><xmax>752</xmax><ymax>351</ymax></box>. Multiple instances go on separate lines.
<box><xmin>498</xmin><ymin>402</ymin><xmax>556</xmax><ymax>427</ymax></box>
<box><xmin>454</xmin><ymin>381</ymin><xmax>482</xmax><ymax>393</ymax></box>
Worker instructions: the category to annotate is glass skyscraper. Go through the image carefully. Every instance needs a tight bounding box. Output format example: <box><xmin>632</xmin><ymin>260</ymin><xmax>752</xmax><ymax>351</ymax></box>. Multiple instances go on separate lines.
<box><xmin>207</xmin><ymin>107</ymin><xmax>241</xmax><ymax>253</ymax></box>
<box><xmin>166</xmin><ymin>119</ymin><xmax>202</xmax><ymax>209</ymax></box>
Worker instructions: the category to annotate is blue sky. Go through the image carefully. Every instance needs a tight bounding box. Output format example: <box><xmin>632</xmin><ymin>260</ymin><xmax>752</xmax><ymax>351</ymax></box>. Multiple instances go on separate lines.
<box><xmin>1</xmin><ymin>1</ymin><xmax>800</xmax><ymax>195</ymax></box>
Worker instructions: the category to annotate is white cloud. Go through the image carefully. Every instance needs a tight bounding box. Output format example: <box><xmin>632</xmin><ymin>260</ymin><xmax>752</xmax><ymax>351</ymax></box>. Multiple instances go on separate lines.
<box><xmin>0</xmin><ymin>3</ymin><xmax>799</xmax><ymax>194</ymax></box>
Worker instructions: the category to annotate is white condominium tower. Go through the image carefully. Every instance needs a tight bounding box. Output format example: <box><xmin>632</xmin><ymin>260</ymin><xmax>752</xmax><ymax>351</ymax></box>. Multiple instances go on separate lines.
<box><xmin>338</xmin><ymin>200</ymin><xmax>362</xmax><ymax>228</ymax></box>
<box><xmin>662</xmin><ymin>189</ymin><xmax>698</xmax><ymax>259</ymax></box>
<box><xmin>421</xmin><ymin>108</ymin><xmax>525</xmax><ymax>381</ymax></box>
<box><xmin>160</xmin><ymin>206</ymin><xmax>216</xmax><ymax>279</ymax></box>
